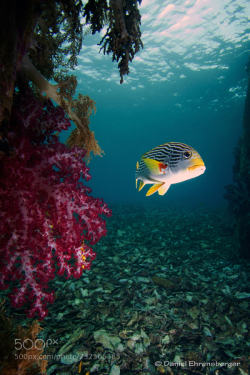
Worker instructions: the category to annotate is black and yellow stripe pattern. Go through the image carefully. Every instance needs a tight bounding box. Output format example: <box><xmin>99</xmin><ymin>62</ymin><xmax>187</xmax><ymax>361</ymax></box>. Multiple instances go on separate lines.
<box><xmin>142</xmin><ymin>142</ymin><xmax>193</xmax><ymax>167</ymax></box>
<box><xmin>136</xmin><ymin>142</ymin><xmax>193</xmax><ymax>177</ymax></box>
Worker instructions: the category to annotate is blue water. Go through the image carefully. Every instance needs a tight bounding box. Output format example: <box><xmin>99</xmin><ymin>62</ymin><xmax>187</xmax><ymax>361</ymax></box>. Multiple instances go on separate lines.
<box><xmin>1</xmin><ymin>4</ymin><xmax>250</xmax><ymax>372</ymax></box>
<box><xmin>62</xmin><ymin>0</ymin><xmax>249</xmax><ymax>210</ymax></box>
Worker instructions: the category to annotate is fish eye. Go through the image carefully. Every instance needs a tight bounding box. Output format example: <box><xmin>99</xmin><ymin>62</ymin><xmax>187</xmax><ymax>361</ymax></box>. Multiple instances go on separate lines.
<box><xmin>183</xmin><ymin>151</ymin><xmax>192</xmax><ymax>159</ymax></box>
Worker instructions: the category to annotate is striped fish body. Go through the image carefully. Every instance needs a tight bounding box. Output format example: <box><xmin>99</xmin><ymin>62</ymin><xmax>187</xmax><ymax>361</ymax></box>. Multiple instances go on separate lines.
<box><xmin>136</xmin><ymin>142</ymin><xmax>205</xmax><ymax>196</ymax></box>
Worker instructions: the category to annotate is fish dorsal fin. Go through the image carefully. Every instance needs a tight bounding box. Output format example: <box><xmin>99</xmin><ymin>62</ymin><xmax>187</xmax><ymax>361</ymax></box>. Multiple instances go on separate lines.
<box><xmin>158</xmin><ymin>183</ymin><xmax>170</xmax><ymax>195</ymax></box>
<box><xmin>146</xmin><ymin>182</ymin><xmax>164</xmax><ymax>196</ymax></box>
<box><xmin>143</xmin><ymin>157</ymin><xmax>161</xmax><ymax>174</ymax></box>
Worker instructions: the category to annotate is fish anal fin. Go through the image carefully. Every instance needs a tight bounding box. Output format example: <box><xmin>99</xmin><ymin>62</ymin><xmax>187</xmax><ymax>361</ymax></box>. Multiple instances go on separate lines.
<box><xmin>146</xmin><ymin>182</ymin><xmax>164</xmax><ymax>196</ymax></box>
<box><xmin>158</xmin><ymin>183</ymin><xmax>170</xmax><ymax>195</ymax></box>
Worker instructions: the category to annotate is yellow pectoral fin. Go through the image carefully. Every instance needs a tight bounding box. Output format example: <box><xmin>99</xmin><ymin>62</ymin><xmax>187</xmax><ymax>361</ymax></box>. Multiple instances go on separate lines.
<box><xmin>143</xmin><ymin>157</ymin><xmax>161</xmax><ymax>174</ymax></box>
<box><xmin>158</xmin><ymin>183</ymin><xmax>170</xmax><ymax>195</ymax></box>
<box><xmin>146</xmin><ymin>182</ymin><xmax>165</xmax><ymax>196</ymax></box>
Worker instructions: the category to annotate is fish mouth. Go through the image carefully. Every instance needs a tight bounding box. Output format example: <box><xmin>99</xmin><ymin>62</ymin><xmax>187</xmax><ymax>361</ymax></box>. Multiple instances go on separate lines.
<box><xmin>188</xmin><ymin>157</ymin><xmax>205</xmax><ymax>172</ymax></box>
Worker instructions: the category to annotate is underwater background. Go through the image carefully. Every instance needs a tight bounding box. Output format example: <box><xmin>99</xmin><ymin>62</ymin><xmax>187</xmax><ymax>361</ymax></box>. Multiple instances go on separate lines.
<box><xmin>61</xmin><ymin>0</ymin><xmax>250</xmax><ymax>210</ymax></box>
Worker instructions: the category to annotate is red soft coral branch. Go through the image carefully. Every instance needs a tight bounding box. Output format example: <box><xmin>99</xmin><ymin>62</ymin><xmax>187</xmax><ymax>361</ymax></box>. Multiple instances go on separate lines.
<box><xmin>0</xmin><ymin>89</ymin><xmax>111</xmax><ymax>319</ymax></box>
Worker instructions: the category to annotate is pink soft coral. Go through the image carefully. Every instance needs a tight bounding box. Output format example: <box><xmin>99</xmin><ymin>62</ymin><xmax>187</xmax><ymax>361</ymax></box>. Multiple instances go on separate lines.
<box><xmin>0</xmin><ymin>89</ymin><xmax>111</xmax><ymax>319</ymax></box>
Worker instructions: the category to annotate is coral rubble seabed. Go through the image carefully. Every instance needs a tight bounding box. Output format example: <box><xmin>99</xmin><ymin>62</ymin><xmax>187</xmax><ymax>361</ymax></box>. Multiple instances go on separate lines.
<box><xmin>2</xmin><ymin>206</ymin><xmax>249</xmax><ymax>375</ymax></box>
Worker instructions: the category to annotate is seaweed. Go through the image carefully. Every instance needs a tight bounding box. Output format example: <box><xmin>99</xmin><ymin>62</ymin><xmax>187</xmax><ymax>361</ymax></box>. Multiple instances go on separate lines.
<box><xmin>84</xmin><ymin>0</ymin><xmax>143</xmax><ymax>83</ymax></box>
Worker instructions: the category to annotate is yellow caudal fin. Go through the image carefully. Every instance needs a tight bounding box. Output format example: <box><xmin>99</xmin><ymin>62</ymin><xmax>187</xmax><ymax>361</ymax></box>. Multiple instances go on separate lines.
<box><xmin>143</xmin><ymin>158</ymin><xmax>161</xmax><ymax>174</ymax></box>
<box><xmin>158</xmin><ymin>183</ymin><xmax>170</xmax><ymax>195</ymax></box>
<box><xmin>146</xmin><ymin>182</ymin><xmax>164</xmax><ymax>196</ymax></box>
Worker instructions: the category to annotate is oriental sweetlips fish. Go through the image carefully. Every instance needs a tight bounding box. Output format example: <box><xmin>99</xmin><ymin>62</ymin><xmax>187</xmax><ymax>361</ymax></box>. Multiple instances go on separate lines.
<box><xmin>135</xmin><ymin>142</ymin><xmax>206</xmax><ymax>196</ymax></box>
